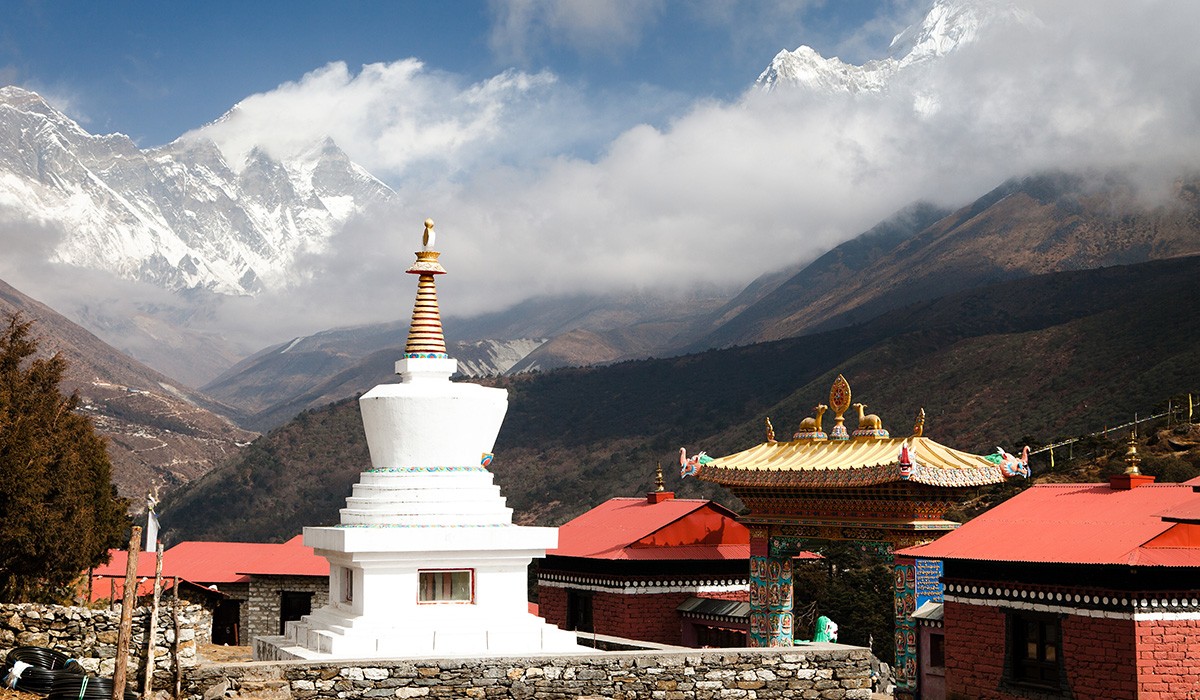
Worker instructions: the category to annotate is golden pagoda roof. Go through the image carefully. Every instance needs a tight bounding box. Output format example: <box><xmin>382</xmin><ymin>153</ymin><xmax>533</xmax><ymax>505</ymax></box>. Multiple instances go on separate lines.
<box><xmin>697</xmin><ymin>435</ymin><xmax>1007</xmax><ymax>489</ymax></box>
<box><xmin>690</xmin><ymin>374</ymin><xmax>1015</xmax><ymax>490</ymax></box>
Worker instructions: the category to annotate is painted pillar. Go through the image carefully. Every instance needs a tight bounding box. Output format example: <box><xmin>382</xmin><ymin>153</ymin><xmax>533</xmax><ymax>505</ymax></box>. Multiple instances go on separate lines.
<box><xmin>748</xmin><ymin>527</ymin><xmax>794</xmax><ymax>647</ymax></box>
<box><xmin>893</xmin><ymin>556</ymin><xmax>918</xmax><ymax>698</ymax></box>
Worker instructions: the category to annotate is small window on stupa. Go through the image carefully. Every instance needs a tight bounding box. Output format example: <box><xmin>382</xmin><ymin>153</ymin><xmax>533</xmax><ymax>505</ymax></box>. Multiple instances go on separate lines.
<box><xmin>342</xmin><ymin>567</ymin><xmax>354</xmax><ymax>603</ymax></box>
<box><xmin>418</xmin><ymin>569</ymin><xmax>473</xmax><ymax>603</ymax></box>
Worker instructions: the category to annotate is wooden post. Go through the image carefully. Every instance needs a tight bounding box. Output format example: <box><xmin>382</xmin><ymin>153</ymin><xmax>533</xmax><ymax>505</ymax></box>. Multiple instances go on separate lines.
<box><xmin>114</xmin><ymin>526</ymin><xmax>141</xmax><ymax>700</ymax></box>
<box><xmin>172</xmin><ymin>576</ymin><xmax>182</xmax><ymax>700</ymax></box>
<box><xmin>142</xmin><ymin>544</ymin><xmax>164</xmax><ymax>699</ymax></box>
<box><xmin>110</xmin><ymin>578</ymin><xmax>117</xmax><ymax>610</ymax></box>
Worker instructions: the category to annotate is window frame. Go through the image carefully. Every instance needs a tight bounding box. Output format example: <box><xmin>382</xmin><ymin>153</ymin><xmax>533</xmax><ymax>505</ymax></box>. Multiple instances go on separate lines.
<box><xmin>417</xmin><ymin>568</ymin><xmax>475</xmax><ymax>604</ymax></box>
<box><xmin>1002</xmin><ymin>609</ymin><xmax>1068</xmax><ymax>695</ymax></box>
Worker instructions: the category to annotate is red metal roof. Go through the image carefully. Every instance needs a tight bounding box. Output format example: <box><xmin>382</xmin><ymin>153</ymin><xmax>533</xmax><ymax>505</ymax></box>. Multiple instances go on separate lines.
<box><xmin>549</xmin><ymin>497</ymin><xmax>750</xmax><ymax>560</ymax></box>
<box><xmin>90</xmin><ymin>535</ymin><xmax>327</xmax><ymax>587</ymax></box>
<box><xmin>899</xmin><ymin>483</ymin><xmax>1200</xmax><ymax>567</ymax></box>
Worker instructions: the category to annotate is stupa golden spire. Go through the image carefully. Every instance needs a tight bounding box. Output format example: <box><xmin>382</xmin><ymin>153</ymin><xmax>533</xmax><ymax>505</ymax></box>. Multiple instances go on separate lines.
<box><xmin>404</xmin><ymin>219</ymin><xmax>448</xmax><ymax>357</ymax></box>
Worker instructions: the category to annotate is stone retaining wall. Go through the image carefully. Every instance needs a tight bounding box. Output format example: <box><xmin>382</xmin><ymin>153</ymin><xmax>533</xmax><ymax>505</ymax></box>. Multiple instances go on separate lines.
<box><xmin>0</xmin><ymin>602</ymin><xmax>211</xmax><ymax>685</ymax></box>
<box><xmin>187</xmin><ymin>645</ymin><xmax>873</xmax><ymax>699</ymax></box>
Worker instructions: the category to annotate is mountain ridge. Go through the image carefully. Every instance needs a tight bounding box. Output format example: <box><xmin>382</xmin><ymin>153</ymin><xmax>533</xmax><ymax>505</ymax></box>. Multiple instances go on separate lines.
<box><xmin>0</xmin><ymin>275</ymin><xmax>255</xmax><ymax>502</ymax></box>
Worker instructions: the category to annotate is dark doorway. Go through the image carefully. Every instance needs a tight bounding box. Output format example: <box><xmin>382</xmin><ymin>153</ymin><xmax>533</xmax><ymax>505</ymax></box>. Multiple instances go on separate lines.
<box><xmin>280</xmin><ymin>591</ymin><xmax>313</xmax><ymax>634</ymax></box>
<box><xmin>212</xmin><ymin>599</ymin><xmax>240</xmax><ymax>645</ymax></box>
<box><xmin>566</xmin><ymin>589</ymin><xmax>593</xmax><ymax>632</ymax></box>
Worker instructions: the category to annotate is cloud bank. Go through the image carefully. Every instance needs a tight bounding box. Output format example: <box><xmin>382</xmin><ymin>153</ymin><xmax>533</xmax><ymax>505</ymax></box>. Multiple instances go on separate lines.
<box><xmin>15</xmin><ymin>0</ymin><xmax>1200</xmax><ymax>362</ymax></box>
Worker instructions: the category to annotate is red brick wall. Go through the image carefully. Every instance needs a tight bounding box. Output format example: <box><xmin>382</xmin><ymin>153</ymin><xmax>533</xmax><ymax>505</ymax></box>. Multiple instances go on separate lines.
<box><xmin>944</xmin><ymin>600</ymin><xmax>1142</xmax><ymax>700</ymax></box>
<box><xmin>944</xmin><ymin>600</ymin><xmax>1006</xmax><ymax>699</ymax></box>
<box><xmin>1136</xmin><ymin>618</ymin><xmax>1200</xmax><ymax>699</ymax></box>
<box><xmin>537</xmin><ymin>585</ymin><xmax>748</xmax><ymax>645</ymax></box>
<box><xmin>594</xmin><ymin>591</ymin><xmax>691</xmax><ymax>645</ymax></box>
<box><xmin>536</xmin><ymin>585</ymin><xmax>567</xmax><ymax>629</ymax></box>
<box><xmin>1061</xmin><ymin>615</ymin><xmax>1137</xmax><ymax>699</ymax></box>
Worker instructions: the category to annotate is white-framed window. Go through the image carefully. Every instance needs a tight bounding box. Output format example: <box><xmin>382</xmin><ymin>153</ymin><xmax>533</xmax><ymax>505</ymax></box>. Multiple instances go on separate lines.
<box><xmin>418</xmin><ymin>569</ymin><xmax>474</xmax><ymax>603</ymax></box>
<box><xmin>342</xmin><ymin>567</ymin><xmax>354</xmax><ymax>603</ymax></box>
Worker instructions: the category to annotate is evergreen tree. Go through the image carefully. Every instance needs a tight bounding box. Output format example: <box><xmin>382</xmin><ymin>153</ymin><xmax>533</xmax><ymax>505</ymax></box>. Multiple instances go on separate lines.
<box><xmin>0</xmin><ymin>313</ymin><xmax>128</xmax><ymax>602</ymax></box>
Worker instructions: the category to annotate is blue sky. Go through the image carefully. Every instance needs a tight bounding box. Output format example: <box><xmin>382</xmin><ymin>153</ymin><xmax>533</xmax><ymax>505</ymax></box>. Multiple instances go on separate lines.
<box><xmin>2</xmin><ymin>0</ymin><xmax>910</xmax><ymax>146</ymax></box>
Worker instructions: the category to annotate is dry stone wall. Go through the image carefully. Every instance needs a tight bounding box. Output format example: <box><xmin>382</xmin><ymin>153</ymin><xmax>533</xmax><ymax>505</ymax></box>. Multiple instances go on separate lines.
<box><xmin>0</xmin><ymin>602</ymin><xmax>211</xmax><ymax>682</ymax></box>
<box><xmin>189</xmin><ymin>645</ymin><xmax>873</xmax><ymax>699</ymax></box>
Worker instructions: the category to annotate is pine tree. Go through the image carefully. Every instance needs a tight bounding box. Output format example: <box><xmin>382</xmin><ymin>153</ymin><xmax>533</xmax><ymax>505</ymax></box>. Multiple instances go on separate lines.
<box><xmin>0</xmin><ymin>313</ymin><xmax>128</xmax><ymax>602</ymax></box>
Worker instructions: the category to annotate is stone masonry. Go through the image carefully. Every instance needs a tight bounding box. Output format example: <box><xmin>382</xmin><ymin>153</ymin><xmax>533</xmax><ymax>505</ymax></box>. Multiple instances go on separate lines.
<box><xmin>190</xmin><ymin>645</ymin><xmax>873</xmax><ymax>699</ymax></box>
<box><xmin>0</xmin><ymin>602</ymin><xmax>211</xmax><ymax>686</ymax></box>
<box><xmin>245</xmin><ymin>575</ymin><xmax>328</xmax><ymax>639</ymax></box>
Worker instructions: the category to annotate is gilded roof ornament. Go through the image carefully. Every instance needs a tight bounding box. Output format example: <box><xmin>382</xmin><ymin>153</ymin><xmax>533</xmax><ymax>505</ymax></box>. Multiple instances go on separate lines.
<box><xmin>404</xmin><ymin>218</ymin><xmax>448</xmax><ymax>357</ymax></box>
<box><xmin>829</xmin><ymin>375</ymin><xmax>852</xmax><ymax>440</ymax></box>
<box><xmin>912</xmin><ymin>407</ymin><xmax>926</xmax><ymax>437</ymax></box>
<box><xmin>765</xmin><ymin>417</ymin><xmax>776</xmax><ymax>443</ymax></box>
<box><xmin>793</xmin><ymin>405</ymin><xmax>828</xmax><ymax>441</ymax></box>
<box><xmin>1124</xmin><ymin>432</ymin><xmax>1141</xmax><ymax>475</ymax></box>
<box><xmin>654</xmin><ymin>462</ymin><xmax>665</xmax><ymax>492</ymax></box>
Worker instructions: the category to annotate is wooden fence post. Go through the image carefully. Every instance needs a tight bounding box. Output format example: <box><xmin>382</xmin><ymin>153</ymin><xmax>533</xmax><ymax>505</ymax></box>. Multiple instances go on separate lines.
<box><xmin>142</xmin><ymin>544</ymin><xmax>164</xmax><ymax>699</ymax></box>
<box><xmin>172</xmin><ymin>576</ymin><xmax>182</xmax><ymax>700</ymax></box>
<box><xmin>113</xmin><ymin>526</ymin><xmax>141</xmax><ymax>700</ymax></box>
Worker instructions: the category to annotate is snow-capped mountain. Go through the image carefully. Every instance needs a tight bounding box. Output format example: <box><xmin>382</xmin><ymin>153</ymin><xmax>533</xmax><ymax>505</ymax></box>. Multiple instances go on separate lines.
<box><xmin>756</xmin><ymin>0</ymin><xmax>1032</xmax><ymax>93</ymax></box>
<box><xmin>0</xmin><ymin>86</ymin><xmax>394</xmax><ymax>295</ymax></box>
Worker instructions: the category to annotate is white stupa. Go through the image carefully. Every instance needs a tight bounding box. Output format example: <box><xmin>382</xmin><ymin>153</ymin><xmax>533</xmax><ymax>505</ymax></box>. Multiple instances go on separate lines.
<box><xmin>258</xmin><ymin>220</ymin><xmax>581</xmax><ymax>660</ymax></box>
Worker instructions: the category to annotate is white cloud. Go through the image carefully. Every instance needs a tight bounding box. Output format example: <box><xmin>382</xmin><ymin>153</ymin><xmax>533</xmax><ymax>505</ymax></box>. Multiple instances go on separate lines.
<box><xmin>174</xmin><ymin>0</ymin><xmax>1200</xmax><ymax>338</ymax></box>
<box><xmin>13</xmin><ymin>0</ymin><xmax>1200</xmax><ymax>357</ymax></box>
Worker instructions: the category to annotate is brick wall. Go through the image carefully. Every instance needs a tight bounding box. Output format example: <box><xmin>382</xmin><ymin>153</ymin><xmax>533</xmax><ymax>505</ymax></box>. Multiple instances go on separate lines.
<box><xmin>943</xmin><ymin>600</ymin><xmax>1006</xmax><ymax>699</ymax></box>
<box><xmin>1136</xmin><ymin>618</ymin><xmax>1200</xmax><ymax>699</ymax></box>
<box><xmin>944</xmin><ymin>599</ymin><xmax>1152</xmax><ymax>700</ymax></box>
<box><xmin>537</xmin><ymin>586</ymin><xmax>567</xmax><ymax>629</ymax></box>
<box><xmin>198</xmin><ymin>645</ymin><xmax>874</xmax><ymax>700</ymax></box>
<box><xmin>594</xmin><ymin>591</ymin><xmax>690</xmax><ymax>645</ymax></box>
<box><xmin>1062</xmin><ymin>615</ymin><xmax>1136</xmax><ymax>699</ymax></box>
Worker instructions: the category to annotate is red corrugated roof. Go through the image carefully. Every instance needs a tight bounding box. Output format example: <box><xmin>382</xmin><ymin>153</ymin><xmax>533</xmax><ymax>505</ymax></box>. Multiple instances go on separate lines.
<box><xmin>549</xmin><ymin>497</ymin><xmax>750</xmax><ymax>560</ymax></box>
<box><xmin>899</xmin><ymin>483</ymin><xmax>1200</xmax><ymax>566</ymax></box>
<box><xmin>89</xmin><ymin>535</ymin><xmax>327</xmax><ymax>587</ymax></box>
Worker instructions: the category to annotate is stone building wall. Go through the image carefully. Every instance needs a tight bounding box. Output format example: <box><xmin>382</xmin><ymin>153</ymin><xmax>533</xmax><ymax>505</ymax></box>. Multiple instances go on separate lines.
<box><xmin>193</xmin><ymin>645</ymin><xmax>873</xmax><ymax>700</ymax></box>
<box><xmin>0</xmin><ymin>602</ymin><xmax>211</xmax><ymax>687</ymax></box>
<box><xmin>245</xmin><ymin>575</ymin><xmax>328</xmax><ymax>640</ymax></box>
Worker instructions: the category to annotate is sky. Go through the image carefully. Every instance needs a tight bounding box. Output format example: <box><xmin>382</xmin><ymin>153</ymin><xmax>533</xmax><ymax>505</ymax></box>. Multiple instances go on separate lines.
<box><xmin>4</xmin><ymin>0</ymin><xmax>1200</xmax><ymax>359</ymax></box>
<box><xmin>2</xmin><ymin>1</ymin><xmax>905</xmax><ymax>148</ymax></box>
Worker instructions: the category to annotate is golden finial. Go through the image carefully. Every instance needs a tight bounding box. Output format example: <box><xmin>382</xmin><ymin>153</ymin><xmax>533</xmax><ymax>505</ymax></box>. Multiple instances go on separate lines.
<box><xmin>1124</xmin><ymin>431</ymin><xmax>1141</xmax><ymax>475</ymax></box>
<box><xmin>405</xmin><ymin>218</ymin><xmax>448</xmax><ymax>357</ymax></box>
<box><xmin>913</xmin><ymin>407</ymin><xmax>926</xmax><ymax>437</ymax></box>
<box><xmin>654</xmin><ymin>462</ymin><xmax>665</xmax><ymax>492</ymax></box>
<box><xmin>765</xmin><ymin>417</ymin><xmax>776</xmax><ymax>443</ymax></box>
<box><xmin>422</xmin><ymin>218</ymin><xmax>436</xmax><ymax>249</ymax></box>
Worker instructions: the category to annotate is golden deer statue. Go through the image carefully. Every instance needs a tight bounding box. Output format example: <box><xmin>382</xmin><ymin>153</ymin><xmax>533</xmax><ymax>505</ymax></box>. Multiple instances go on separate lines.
<box><xmin>797</xmin><ymin>405</ymin><xmax>828</xmax><ymax>434</ymax></box>
<box><xmin>852</xmin><ymin>402</ymin><xmax>882</xmax><ymax>431</ymax></box>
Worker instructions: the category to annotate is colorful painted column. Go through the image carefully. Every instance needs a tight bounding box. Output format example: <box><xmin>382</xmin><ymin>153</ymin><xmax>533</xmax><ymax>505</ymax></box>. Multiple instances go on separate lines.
<box><xmin>892</xmin><ymin>557</ymin><xmax>918</xmax><ymax>697</ymax></box>
<box><xmin>748</xmin><ymin>527</ymin><xmax>794</xmax><ymax>647</ymax></box>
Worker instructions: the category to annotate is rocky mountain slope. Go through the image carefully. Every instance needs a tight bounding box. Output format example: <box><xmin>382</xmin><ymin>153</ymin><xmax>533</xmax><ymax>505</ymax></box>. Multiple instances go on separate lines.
<box><xmin>0</xmin><ymin>277</ymin><xmax>255</xmax><ymax>501</ymax></box>
<box><xmin>699</xmin><ymin>173</ymin><xmax>1200</xmax><ymax>347</ymax></box>
<box><xmin>159</xmin><ymin>255</ymin><xmax>1200</xmax><ymax>541</ymax></box>
<box><xmin>202</xmin><ymin>289</ymin><xmax>734</xmax><ymax>429</ymax></box>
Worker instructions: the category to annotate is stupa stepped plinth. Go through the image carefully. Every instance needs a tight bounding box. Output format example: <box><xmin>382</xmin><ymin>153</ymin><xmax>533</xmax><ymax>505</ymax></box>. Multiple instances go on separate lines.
<box><xmin>256</xmin><ymin>220</ymin><xmax>581</xmax><ymax>660</ymax></box>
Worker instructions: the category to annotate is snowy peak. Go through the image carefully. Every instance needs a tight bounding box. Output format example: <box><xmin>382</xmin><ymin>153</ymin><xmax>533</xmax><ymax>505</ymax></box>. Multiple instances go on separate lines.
<box><xmin>756</xmin><ymin>0</ymin><xmax>1031</xmax><ymax>93</ymax></box>
<box><xmin>0</xmin><ymin>85</ymin><xmax>395</xmax><ymax>295</ymax></box>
